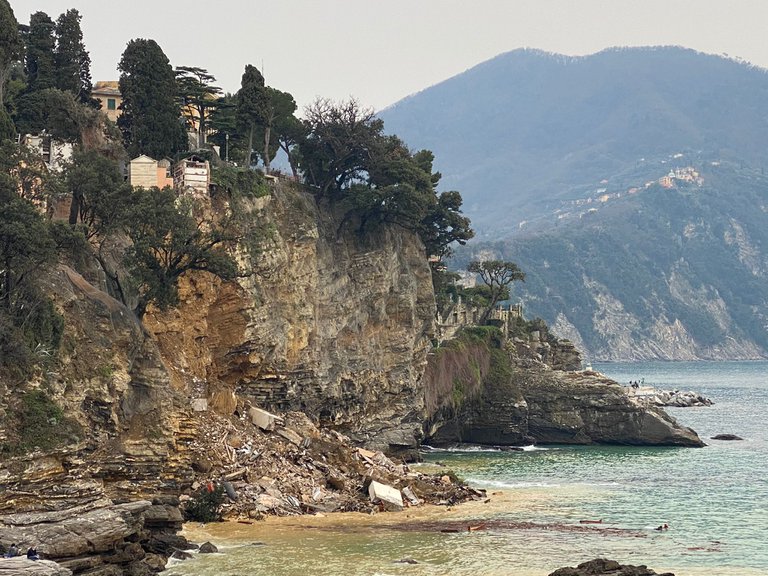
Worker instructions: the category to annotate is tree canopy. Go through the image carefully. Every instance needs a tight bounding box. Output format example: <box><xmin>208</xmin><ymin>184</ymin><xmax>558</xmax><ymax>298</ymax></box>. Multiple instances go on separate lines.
<box><xmin>53</xmin><ymin>9</ymin><xmax>92</xmax><ymax>104</ymax></box>
<box><xmin>25</xmin><ymin>11</ymin><xmax>56</xmax><ymax>93</ymax></box>
<box><xmin>0</xmin><ymin>0</ymin><xmax>23</xmax><ymax>110</ymax></box>
<box><xmin>118</xmin><ymin>38</ymin><xmax>187</xmax><ymax>159</ymax></box>
<box><xmin>467</xmin><ymin>260</ymin><xmax>525</xmax><ymax>322</ymax></box>
<box><xmin>176</xmin><ymin>65</ymin><xmax>221</xmax><ymax>148</ymax></box>
<box><xmin>297</xmin><ymin>98</ymin><xmax>473</xmax><ymax>258</ymax></box>
<box><xmin>300</xmin><ymin>98</ymin><xmax>384</xmax><ymax>198</ymax></box>
<box><xmin>236</xmin><ymin>64</ymin><xmax>268</xmax><ymax>168</ymax></box>
<box><xmin>123</xmin><ymin>187</ymin><xmax>238</xmax><ymax>317</ymax></box>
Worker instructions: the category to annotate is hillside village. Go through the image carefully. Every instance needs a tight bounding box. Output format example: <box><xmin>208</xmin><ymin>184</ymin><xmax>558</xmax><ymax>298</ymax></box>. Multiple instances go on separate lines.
<box><xmin>535</xmin><ymin>160</ymin><xmax>707</xmax><ymax>228</ymax></box>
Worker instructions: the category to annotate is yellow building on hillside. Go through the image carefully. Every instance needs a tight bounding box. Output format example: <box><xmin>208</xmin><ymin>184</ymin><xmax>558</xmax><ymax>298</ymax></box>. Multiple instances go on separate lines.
<box><xmin>92</xmin><ymin>81</ymin><xmax>122</xmax><ymax>122</ymax></box>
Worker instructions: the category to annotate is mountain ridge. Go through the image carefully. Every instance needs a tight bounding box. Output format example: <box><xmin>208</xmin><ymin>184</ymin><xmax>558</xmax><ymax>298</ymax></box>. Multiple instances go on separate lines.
<box><xmin>379</xmin><ymin>46</ymin><xmax>768</xmax><ymax>237</ymax></box>
<box><xmin>380</xmin><ymin>46</ymin><xmax>768</xmax><ymax>360</ymax></box>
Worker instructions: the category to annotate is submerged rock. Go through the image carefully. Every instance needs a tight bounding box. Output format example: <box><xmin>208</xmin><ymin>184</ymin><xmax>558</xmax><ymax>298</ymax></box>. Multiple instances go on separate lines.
<box><xmin>549</xmin><ymin>558</ymin><xmax>675</xmax><ymax>576</ymax></box>
<box><xmin>711</xmin><ymin>434</ymin><xmax>743</xmax><ymax>441</ymax></box>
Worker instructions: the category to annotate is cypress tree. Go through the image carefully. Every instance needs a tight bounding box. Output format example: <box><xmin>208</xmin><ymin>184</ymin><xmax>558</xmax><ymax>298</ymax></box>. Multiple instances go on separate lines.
<box><xmin>0</xmin><ymin>0</ymin><xmax>23</xmax><ymax>110</ymax></box>
<box><xmin>25</xmin><ymin>11</ymin><xmax>56</xmax><ymax>92</ymax></box>
<box><xmin>54</xmin><ymin>9</ymin><xmax>92</xmax><ymax>103</ymax></box>
<box><xmin>236</xmin><ymin>65</ymin><xmax>268</xmax><ymax>168</ymax></box>
<box><xmin>118</xmin><ymin>38</ymin><xmax>187</xmax><ymax>159</ymax></box>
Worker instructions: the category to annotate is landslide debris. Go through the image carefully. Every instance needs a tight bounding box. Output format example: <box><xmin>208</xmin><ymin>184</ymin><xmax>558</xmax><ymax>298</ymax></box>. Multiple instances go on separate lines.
<box><xmin>183</xmin><ymin>408</ymin><xmax>485</xmax><ymax>520</ymax></box>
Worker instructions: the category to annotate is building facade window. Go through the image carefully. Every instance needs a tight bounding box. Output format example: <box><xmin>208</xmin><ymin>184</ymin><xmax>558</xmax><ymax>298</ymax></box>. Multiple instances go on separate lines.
<box><xmin>107</xmin><ymin>98</ymin><xmax>116</xmax><ymax>110</ymax></box>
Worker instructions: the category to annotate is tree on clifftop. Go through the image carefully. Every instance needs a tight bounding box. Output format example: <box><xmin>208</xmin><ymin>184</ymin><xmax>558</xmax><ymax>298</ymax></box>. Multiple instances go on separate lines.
<box><xmin>53</xmin><ymin>9</ymin><xmax>93</xmax><ymax>104</ymax></box>
<box><xmin>25</xmin><ymin>11</ymin><xmax>56</xmax><ymax>93</ymax></box>
<box><xmin>175</xmin><ymin>65</ymin><xmax>221</xmax><ymax>148</ymax></box>
<box><xmin>299</xmin><ymin>97</ymin><xmax>383</xmax><ymax>198</ymax></box>
<box><xmin>236</xmin><ymin>64</ymin><xmax>268</xmax><ymax>168</ymax></box>
<box><xmin>297</xmin><ymin>98</ymin><xmax>473</xmax><ymax>258</ymax></box>
<box><xmin>0</xmin><ymin>0</ymin><xmax>23</xmax><ymax>112</ymax></box>
<box><xmin>123</xmin><ymin>187</ymin><xmax>238</xmax><ymax>318</ymax></box>
<box><xmin>118</xmin><ymin>38</ymin><xmax>187</xmax><ymax>159</ymax></box>
<box><xmin>259</xmin><ymin>86</ymin><xmax>299</xmax><ymax>173</ymax></box>
<box><xmin>468</xmin><ymin>260</ymin><xmax>525</xmax><ymax>323</ymax></box>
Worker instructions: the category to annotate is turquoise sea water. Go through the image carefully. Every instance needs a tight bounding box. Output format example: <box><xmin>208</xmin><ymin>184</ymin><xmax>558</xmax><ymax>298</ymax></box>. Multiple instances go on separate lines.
<box><xmin>165</xmin><ymin>361</ymin><xmax>768</xmax><ymax>576</ymax></box>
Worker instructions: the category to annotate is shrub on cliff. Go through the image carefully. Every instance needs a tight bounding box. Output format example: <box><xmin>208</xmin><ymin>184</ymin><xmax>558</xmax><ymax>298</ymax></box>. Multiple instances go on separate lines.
<box><xmin>184</xmin><ymin>484</ymin><xmax>225</xmax><ymax>522</ymax></box>
<box><xmin>1</xmin><ymin>390</ymin><xmax>82</xmax><ymax>454</ymax></box>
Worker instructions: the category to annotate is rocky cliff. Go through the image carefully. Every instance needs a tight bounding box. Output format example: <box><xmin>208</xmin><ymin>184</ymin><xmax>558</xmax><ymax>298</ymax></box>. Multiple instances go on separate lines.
<box><xmin>143</xmin><ymin>183</ymin><xmax>435</xmax><ymax>456</ymax></box>
<box><xmin>423</xmin><ymin>329</ymin><xmax>703</xmax><ymax>447</ymax></box>
<box><xmin>1</xmin><ymin>181</ymin><xmax>436</xmax><ymax>502</ymax></box>
<box><xmin>0</xmin><ymin>180</ymin><xmax>705</xmax><ymax>574</ymax></box>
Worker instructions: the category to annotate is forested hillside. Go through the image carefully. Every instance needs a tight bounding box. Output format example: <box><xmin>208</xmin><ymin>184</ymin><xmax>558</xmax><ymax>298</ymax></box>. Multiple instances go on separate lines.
<box><xmin>380</xmin><ymin>46</ymin><xmax>768</xmax><ymax>237</ymax></box>
<box><xmin>455</xmin><ymin>163</ymin><xmax>768</xmax><ymax>360</ymax></box>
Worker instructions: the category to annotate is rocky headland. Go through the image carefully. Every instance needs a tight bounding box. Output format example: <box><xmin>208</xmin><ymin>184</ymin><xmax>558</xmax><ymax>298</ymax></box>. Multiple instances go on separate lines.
<box><xmin>627</xmin><ymin>388</ymin><xmax>713</xmax><ymax>408</ymax></box>
<box><xmin>0</xmin><ymin>181</ymin><xmax>704</xmax><ymax>574</ymax></box>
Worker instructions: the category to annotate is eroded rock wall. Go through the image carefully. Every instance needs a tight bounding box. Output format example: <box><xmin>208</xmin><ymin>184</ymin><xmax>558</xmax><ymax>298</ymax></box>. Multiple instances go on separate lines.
<box><xmin>424</xmin><ymin>334</ymin><xmax>703</xmax><ymax>447</ymax></box>
<box><xmin>144</xmin><ymin>183</ymin><xmax>436</xmax><ymax>455</ymax></box>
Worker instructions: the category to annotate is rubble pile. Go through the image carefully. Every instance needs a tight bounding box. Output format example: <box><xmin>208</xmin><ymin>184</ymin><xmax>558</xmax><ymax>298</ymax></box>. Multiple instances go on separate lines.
<box><xmin>184</xmin><ymin>408</ymin><xmax>485</xmax><ymax>519</ymax></box>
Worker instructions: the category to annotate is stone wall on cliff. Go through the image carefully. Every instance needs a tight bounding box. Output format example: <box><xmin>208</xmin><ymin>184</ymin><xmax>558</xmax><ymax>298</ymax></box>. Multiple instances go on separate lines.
<box><xmin>144</xmin><ymin>182</ymin><xmax>436</xmax><ymax>454</ymax></box>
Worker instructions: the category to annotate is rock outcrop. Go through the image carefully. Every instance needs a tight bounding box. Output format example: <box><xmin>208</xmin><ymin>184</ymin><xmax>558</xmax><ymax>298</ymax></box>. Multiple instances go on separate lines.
<box><xmin>424</xmin><ymin>332</ymin><xmax>704</xmax><ymax>447</ymax></box>
<box><xmin>0</xmin><ymin>559</ymin><xmax>72</xmax><ymax>576</ymax></box>
<box><xmin>0</xmin><ymin>498</ymin><xmax>192</xmax><ymax>575</ymax></box>
<box><xmin>629</xmin><ymin>389</ymin><xmax>713</xmax><ymax>408</ymax></box>
<box><xmin>549</xmin><ymin>558</ymin><xmax>675</xmax><ymax>576</ymax></box>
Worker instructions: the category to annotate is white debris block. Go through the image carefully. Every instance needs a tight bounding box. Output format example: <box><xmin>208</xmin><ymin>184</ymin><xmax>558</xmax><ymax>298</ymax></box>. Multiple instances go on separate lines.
<box><xmin>276</xmin><ymin>427</ymin><xmax>303</xmax><ymax>445</ymax></box>
<box><xmin>249</xmin><ymin>407</ymin><xmax>283</xmax><ymax>431</ymax></box>
<box><xmin>368</xmin><ymin>480</ymin><xmax>404</xmax><ymax>510</ymax></box>
<box><xmin>191</xmin><ymin>398</ymin><xmax>208</xmax><ymax>412</ymax></box>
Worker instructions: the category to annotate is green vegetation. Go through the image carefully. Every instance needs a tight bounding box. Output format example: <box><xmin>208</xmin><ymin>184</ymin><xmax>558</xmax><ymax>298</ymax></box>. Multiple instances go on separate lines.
<box><xmin>483</xmin><ymin>164</ymin><xmax>768</xmax><ymax>357</ymax></box>
<box><xmin>175</xmin><ymin>66</ymin><xmax>221</xmax><ymax>148</ymax></box>
<box><xmin>467</xmin><ymin>260</ymin><xmax>525</xmax><ymax>322</ymax></box>
<box><xmin>299</xmin><ymin>98</ymin><xmax>473</xmax><ymax>257</ymax></box>
<box><xmin>184</xmin><ymin>484</ymin><xmax>225</xmax><ymax>522</ymax></box>
<box><xmin>124</xmin><ymin>188</ymin><xmax>238</xmax><ymax>317</ymax></box>
<box><xmin>0</xmin><ymin>390</ymin><xmax>81</xmax><ymax>454</ymax></box>
<box><xmin>235</xmin><ymin>64</ymin><xmax>268</xmax><ymax>170</ymax></box>
<box><xmin>211</xmin><ymin>164</ymin><xmax>269</xmax><ymax>199</ymax></box>
<box><xmin>118</xmin><ymin>38</ymin><xmax>187</xmax><ymax>159</ymax></box>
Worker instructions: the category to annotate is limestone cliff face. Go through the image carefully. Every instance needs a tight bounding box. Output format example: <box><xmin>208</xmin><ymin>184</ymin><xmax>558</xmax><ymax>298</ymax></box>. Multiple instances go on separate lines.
<box><xmin>145</xmin><ymin>183</ymin><xmax>436</xmax><ymax>454</ymax></box>
<box><xmin>0</xmin><ymin>266</ymin><xmax>192</xmax><ymax>509</ymax></box>
<box><xmin>542</xmin><ymin>271</ymin><xmax>765</xmax><ymax>362</ymax></box>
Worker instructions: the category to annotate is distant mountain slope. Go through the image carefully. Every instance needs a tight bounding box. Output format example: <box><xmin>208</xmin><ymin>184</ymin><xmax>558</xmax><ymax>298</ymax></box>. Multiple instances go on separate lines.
<box><xmin>379</xmin><ymin>47</ymin><xmax>768</xmax><ymax>237</ymax></box>
<box><xmin>454</xmin><ymin>163</ymin><xmax>768</xmax><ymax>361</ymax></box>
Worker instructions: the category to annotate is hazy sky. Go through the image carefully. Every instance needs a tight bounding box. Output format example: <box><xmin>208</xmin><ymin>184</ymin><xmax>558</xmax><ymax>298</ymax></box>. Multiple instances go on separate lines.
<box><xmin>13</xmin><ymin>0</ymin><xmax>768</xmax><ymax>111</ymax></box>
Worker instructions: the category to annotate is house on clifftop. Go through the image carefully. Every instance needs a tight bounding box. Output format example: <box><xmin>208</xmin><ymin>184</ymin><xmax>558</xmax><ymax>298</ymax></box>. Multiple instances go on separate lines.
<box><xmin>173</xmin><ymin>155</ymin><xmax>210</xmax><ymax>197</ymax></box>
<box><xmin>128</xmin><ymin>155</ymin><xmax>174</xmax><ymax>189</ymax></box>
<box><xmin>91</xmin><ymin>81</ymin><xmax>122</xmax><ymax>123</ymax></box>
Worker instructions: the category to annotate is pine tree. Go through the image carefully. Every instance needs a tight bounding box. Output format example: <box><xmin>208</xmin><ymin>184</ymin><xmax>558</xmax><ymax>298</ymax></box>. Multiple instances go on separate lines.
<box><xmin>118</xmin><ymin>38</ymin><xmax>187</xmax><ymax>159</ymax></box>
<box><xmin>54</xmin><ymin>9</ymin><xmax>92</xmax><ymax>103</ymax></box>
<box><xmin>25</xmin><ymin>11</ymin><xmax>56</xmax><ymax>92</ymax></box>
